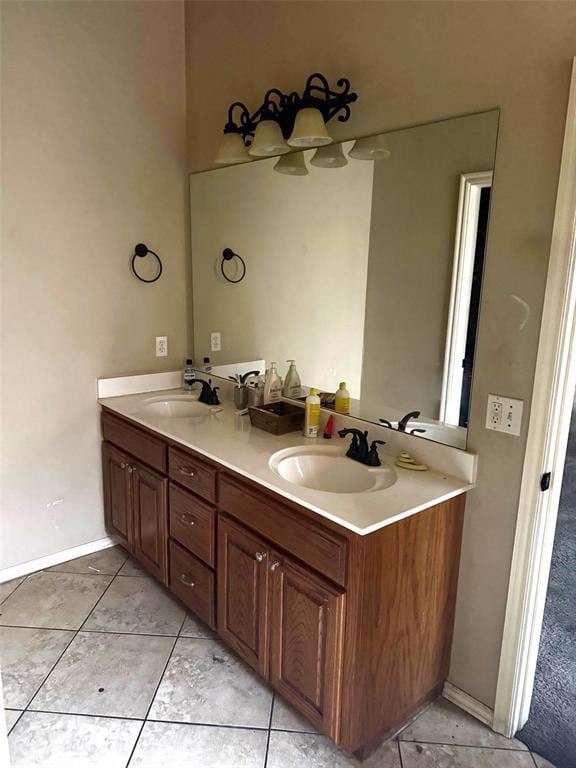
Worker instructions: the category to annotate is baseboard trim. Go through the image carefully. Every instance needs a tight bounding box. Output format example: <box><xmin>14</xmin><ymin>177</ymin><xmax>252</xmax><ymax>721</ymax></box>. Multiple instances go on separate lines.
<box><xmin>443</xmin><ymin>681</ymin><xmax>494</xmax><ymax>728</ymax></box>
<box><xmin>0</xmin><ymin>537</ymin><xmax>118</xmax><ymax>583</ymax></box>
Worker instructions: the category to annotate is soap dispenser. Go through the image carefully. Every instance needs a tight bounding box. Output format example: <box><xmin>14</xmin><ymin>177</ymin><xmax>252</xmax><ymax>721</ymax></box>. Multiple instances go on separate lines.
<box><xmin>263</xmin><ymin>362</ymin><xmax>282</xmax><ymax>404</ymax></box>
<box><xmin>283</xmin><ymin>360</ymin><xmax>302</xmax><ymax>399</ymax></box>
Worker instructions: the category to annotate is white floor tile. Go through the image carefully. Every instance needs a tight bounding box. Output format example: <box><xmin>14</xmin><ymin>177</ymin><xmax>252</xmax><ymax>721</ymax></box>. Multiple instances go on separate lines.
<box><xmin>130</xmin><ymin>721</ymin><xmax>267</xmax><ymax>767</ymax></box>
<box><xmin>8</xmin><ymin>711</ymin><xmax>141</xmax><ymax>768</ymax></box>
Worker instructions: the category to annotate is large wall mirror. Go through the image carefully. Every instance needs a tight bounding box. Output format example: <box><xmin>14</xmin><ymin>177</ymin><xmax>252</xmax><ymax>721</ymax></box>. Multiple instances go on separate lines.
<box><xmin>190</xmin><ymin>109</ymin><xmax>500</xmax><ymax>449</ymax></box>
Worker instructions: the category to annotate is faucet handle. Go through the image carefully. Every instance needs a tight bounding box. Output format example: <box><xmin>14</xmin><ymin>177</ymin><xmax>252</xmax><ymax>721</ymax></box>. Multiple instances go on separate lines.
<box><xmin>366</xmin><ymin>439</ymin><xmax>386</xmax><ymax>467</ymax></box>
<box><xmin>379</xmin><ymin>419</ymin><xmax>393</xmax><ymax>429</ymax></box>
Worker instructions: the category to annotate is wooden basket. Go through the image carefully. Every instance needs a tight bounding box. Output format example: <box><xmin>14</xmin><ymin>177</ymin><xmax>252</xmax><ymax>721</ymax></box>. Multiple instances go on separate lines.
<box><xmin>248</xmin><ymin>401</ymin><xmax>305</xmax><ymax>435</ymax></box>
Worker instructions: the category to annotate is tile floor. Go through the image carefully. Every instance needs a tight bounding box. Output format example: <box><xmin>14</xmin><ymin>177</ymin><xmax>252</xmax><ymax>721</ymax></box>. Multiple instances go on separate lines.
<box><xmin>0</xmin><ymin>546</ymin><xmax>559</xmax><ymax>767</ymax></box>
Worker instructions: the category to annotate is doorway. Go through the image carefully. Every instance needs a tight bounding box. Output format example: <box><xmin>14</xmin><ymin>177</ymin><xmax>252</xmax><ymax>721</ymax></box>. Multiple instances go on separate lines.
<box><xmin>517</xmin><ymin>402</ymin><xmax>576</xmax><ymax>766</ymax></box>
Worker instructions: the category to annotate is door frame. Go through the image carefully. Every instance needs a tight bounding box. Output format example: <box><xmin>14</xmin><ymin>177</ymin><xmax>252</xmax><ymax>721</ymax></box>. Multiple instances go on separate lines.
<box><xmin>493</xmin><ymin>57</ymin><xmax>576</xmax><ymax>737</ymax></box>
<box><xmin>440</xmin><ymin>170</ymin><xmax>493</xmax><ymax>425</ymax></box>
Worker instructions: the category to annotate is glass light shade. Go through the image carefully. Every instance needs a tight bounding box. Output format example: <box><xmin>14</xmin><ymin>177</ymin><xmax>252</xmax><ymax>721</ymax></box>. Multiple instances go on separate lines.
<box><xmin>287</xmin><ymin>108</ymin><xmax>332</xmax><ymax>148</ymax></box>
<box><xmin>348</xmin><ymin>136</ymin><xmax>391</xmax><ymax>160</ymax></box>
<box><xmin>310</xmin><ymin>143</ymin><xmax>348</xmax><ymax>168</ymax></box>
<box><xmin>214</xmin><ymin>132</ymin><xmax>253</xmax><ymax>165</ymax></box>
<box><xmin>247</xmin><ymin>120</ymin><xmax>290</xmax><ymax>157</ymax></box>
<box><xmin>273</xmin><ymin>152</ymin><xmax>309</xmax><ymax>176</ymax></box>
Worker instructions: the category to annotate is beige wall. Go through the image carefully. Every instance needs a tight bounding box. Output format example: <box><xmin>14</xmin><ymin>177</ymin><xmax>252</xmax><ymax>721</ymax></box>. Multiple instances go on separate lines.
<box><xmin>190</xmin><ymin>146</ymin><xmax>373</xmax><ymax>395</ymax></box>
<box><xmin>185</xmin><ymin>0</ymin><xmax>576</xmax><ymax>708</ymax></box>
<box><xmin>361</xmin><ymin>111</ymin><xmax>498</xmax><ymax>418</ymax></box>
<box><xmin>1</xmin><ymin>1</ymin><xmax>189</xmax><ymax>569</ymax></box>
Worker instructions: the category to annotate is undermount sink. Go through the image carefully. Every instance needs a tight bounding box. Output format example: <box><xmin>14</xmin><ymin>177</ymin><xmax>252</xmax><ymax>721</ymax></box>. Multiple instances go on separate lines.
<box><xmin>269</xmin><ymin>445</ymin><xmax>397</xmax><ymax>494</ymax></box>
<box><xmin>137</xmin><ymin>395</ymin><xmax>210</xmax><ymax>419</ymax></box>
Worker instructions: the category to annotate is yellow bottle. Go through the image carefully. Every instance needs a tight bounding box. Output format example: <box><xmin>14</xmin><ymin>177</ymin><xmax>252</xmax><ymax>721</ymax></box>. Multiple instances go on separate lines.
<box><xmin>304</xmin><ymin>388</ymin><xmax>321</xmax><ymax>438</ymax></box>
<box><xmin>334</xmin><ymin>382</ymin><xmax>350</xmax><ymax>415</ymax></box>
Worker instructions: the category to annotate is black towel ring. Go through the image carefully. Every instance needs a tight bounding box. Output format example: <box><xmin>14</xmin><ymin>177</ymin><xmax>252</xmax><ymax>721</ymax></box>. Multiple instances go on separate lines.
<box><xmin>131</xmin><ymin>243</ymin><xmax>163</xmax><ymax>283</ymax></box>
<box><xmin>220</xmin><ymin>248</ymin><xmax>246</xmax><ymax>284</ymax></box>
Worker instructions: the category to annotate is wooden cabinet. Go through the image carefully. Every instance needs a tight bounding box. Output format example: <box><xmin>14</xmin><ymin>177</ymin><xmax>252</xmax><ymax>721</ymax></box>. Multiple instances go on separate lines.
<box><xmin>102</xmin><ymin>442</ymin><xmax>133</xmax><ymax>550</ymax></box>
<box><xmin>217</xmin><ymin>514</ymin><xmax>345</xmax><ymax>738</ymax></box>
<box><xmin>269</xmin><ymin>550</ymin><xmax>345</xmax><ymax>739</ymax></box>
<box><xmin>217</xmin><ymin>515</ymin><xmax>270</xmax><ymax>676</ymax></box>
<box><xmin>132</xmin><ymin>462</ymin><xmax>168</xmax><ymax>583</ymax></box>
<box><xmin>101</xmin><ymin>406</ymin><xmax>466</xmax><ymax>757</ymax></box>
<box><xmin>102</xmin><ymin>438</ymin><xmax>168</xmax><ymax>583</ymax></box>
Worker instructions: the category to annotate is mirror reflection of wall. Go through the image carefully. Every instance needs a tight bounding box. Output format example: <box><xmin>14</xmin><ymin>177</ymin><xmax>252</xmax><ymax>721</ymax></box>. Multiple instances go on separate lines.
<box><xmin>190</xmin><ymin>109</ymin><xmax>500</xmax><ymax>449</ymax></box>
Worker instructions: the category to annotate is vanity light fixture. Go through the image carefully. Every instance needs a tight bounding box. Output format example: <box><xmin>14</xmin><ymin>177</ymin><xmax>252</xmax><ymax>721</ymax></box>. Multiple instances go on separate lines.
<box><xmin>348</xmin><ymin>135</ymin><xmax>392</xmax><ymax>160</ymax></box>
<box><xmin>273</xmin><ymin>152</ymin><xmax>309</xmax><ymax>176</ymax></box>
<box><xmin>215</xmin><ymin>73</ymin><xmax>357</xmax><ymax>165</ymax></box>
<box><xmin>310</xmin><ymin>143</ymin><xmax>349</xmax><ymax>168</ymax></box>
<box><xmin>214</xmin><ymin>132</ymin><xmax>252</xmax><ymax>165</ymax></box>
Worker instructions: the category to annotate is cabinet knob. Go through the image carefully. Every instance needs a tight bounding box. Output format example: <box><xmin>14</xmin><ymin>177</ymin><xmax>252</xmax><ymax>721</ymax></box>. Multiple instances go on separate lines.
<box><xmin>269</xmin><ymin>561</ymin><xmax>280</xmax><ymax>572</ymax></box>
<box><xmin>179</xmin><ymin>467</ymin><xmax>195</xmax><ymax>478</ymax></box>
<box><xmin>180</xmin><ymin>514</ymin><xmax>195</xmax><ymax>526</ymax></box>
<box><xmin>127</xmin><ymin>465</ymin><xmax>135</xmax><ymax>474</ymax></box>
<box><xmin>254</xmin><ymin>551</ymin><xmax>267</xmax><ymax>562</ymax></box>
<box><xmin>120</xmin><ymin>463</ymin><xmax>127</xmax><ymax>470</ymax></box>
<box><xmin>179</xmin><ymin>573</ymin><xmax>195</xmax><ymax>588</ymax></box>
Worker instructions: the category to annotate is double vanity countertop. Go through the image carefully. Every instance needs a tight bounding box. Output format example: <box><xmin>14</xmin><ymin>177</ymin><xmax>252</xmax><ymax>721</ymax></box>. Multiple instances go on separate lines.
<box><xmin>99</xmin><ymin>388</ymin><xmax>474</xmax><ymax>536</ymax></box>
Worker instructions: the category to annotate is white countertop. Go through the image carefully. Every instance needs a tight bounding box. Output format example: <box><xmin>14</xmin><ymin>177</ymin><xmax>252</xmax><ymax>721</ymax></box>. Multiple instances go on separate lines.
<box><xmin>99</xmin><ymin>389</ymin><xmax>473</xmax><ymax>536</ymax></box>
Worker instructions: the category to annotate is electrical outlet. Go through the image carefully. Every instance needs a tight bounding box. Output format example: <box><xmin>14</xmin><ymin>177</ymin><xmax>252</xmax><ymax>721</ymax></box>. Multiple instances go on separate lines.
<box><xmin>155</xmin><ymin>336</ymin><xmax>168</xmax><ymax>357</ymax></box>
<box><xmin>210</xmin><ymin>332</ymin><xmax>221</xmax><ymax>352</ymax></box>
<box><xmin>486</xmin><ymin>394</ymin><xmax>524</xmax><ymax>436</ymax></box>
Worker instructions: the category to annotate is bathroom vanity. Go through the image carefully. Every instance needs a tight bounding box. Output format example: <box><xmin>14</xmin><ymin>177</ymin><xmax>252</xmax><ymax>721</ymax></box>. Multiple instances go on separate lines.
<box><xmin>99</xmin><ymin>390</ymin><xmax>471</xmax><ymax>756</ymax></box>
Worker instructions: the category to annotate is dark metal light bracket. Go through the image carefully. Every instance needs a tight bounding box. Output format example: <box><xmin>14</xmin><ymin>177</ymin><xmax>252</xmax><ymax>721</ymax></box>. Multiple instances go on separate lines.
<box><xmin>223</xmin><ymin>73</ymin><xmax>358</xmax><ymax>146</ymax></box>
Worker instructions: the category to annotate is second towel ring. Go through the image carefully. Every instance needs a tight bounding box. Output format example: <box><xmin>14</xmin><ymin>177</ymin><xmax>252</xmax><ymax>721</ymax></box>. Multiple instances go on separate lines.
<box><xmin>221</xmin><ymin>248</ymin><xmax>246</xmax><ymax>284</ymax></box>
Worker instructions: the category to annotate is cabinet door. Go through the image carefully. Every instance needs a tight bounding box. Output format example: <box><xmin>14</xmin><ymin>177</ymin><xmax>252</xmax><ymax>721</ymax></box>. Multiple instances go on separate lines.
<box><xmin>217</xmin><ymin>515</ymin><xmax>270</xmax><ymax>677</ymax></box>
<box><xmin>102</xmin><ymin>441</ymin><xmax>133</xmax><ymax>550</ymax></box>
<box><xmin>132</xmin><ymin>461</ymin><xmax>168</xmax><ymax>583</ymax></box>
<box><xmin>269</xmin><ymin>553</ymin><xmax>345</xmax><ymax>739</ymax></box>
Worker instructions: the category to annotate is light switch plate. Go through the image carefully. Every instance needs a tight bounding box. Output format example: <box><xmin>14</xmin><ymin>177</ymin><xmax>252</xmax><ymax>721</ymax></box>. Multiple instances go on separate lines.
<box><xmin>486</xmin><ymin>394</ymin><xmax>524</xmax><ymax>436</ymax></box>
<box><xmin>210</xmin><ymin>332</ymin><xmax>221</xmax><ymax>352</ymax></box>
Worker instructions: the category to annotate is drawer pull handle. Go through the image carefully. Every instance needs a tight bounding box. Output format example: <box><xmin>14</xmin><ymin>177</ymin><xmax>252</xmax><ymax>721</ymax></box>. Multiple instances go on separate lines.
<box><xmin>255</xmin><ymin>551</ymin><xmax>267</xmax><ymax>562</ymax></box>
<box><xmin>179</xmin><ymin>573</ymin><xmax>195</xmax><ymax>587</ymax></box>
<box><xmin>180</xmin><ymin>514</ymin><xmax>196</xmax><ymax>526</ymax></box>
<box><xmin>127</xmin><ymin>466</ymin><xmax>135</xmax><ymax>474</ymax></box>
<box><xmin>269</xmin><ymin>561</ymin><xmax>280</xmax><ymax>572</ymax></box>
<box><xmin>179</xmin><ymin>467</ymin><xmax>196</xmax><ymax>478</ymax></box>
<box><xmin>120</xmin><ymin>463</ymin><xmax>127</xmax><ymax>470</ymax></box>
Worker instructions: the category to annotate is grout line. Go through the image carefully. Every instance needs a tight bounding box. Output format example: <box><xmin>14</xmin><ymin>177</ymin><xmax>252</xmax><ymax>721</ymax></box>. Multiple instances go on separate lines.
<box><xmin>4</xmin><ymin>709</ymin><xmax>24</xmax><ymax>737</ymax></box>
<box><xmin>263</xmin><ymin>691</ymin><xmax>275</xmax><ymax>768</ymax></box>
<box><xmin>23</xmin><ymin>575</ymin><xmax>118</xmax><ymax>714</ymax></box>
<box><xmin>397</xmin><ymin>739</ymin><xmax>404</xmax><ymax>768</ymax></box>
<box><xmin>24</xmin><ymin>708</ymin><xmax>145</xmax><ymax>723</ymax></box>
<box><xmin>0</xmin><ymin>624</ymin><xmax>180</xmax><ymax>639</ymax></box>
<box><xmin>125</xmin><ymin>622</ymin><xmax>184</xmax><ymax>767</ymax></box>
<box><xmin>529</xmin><ymin>752</ymin><xmax>541</xmax><ymax>768</ymax></box>
<box><xmin>0</xmin><ymin>575</ymin><xmax>30</xmax><ymax>607</ymax></box>
<box><xmin>398</xmin><ymin>738</ymin><xmax>533</xmax><ymax>753</ymax></box>
<box><xmin>146</xmin><ymin>718</ymin><xmax>270</xmax><ymax>732</ymax></box>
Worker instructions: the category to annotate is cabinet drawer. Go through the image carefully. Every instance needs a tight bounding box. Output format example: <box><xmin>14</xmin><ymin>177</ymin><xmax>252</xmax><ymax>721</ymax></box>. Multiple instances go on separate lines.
<box><xmin>219</xmin><ymin>475</ymin><xmax>348</xmax><ymax>587</ymax></box>
<box><xmin>101</xmin><ymin>411</ymin><xmax>166</xmax><ymax>473</ymax></box>
<box><xmin>169</xmin><ymin>483</ymin><xmax>215</xmax><ymax>567</ymax></box>
<box><xmin>169</xmin><ymin>539</ymin><xmax>215</xmax><ymax>629</ymax></box>
<box><xmin>168</xmin><ymin>447</ymin><xmax>217</xmax><ymax>503</ymax></box>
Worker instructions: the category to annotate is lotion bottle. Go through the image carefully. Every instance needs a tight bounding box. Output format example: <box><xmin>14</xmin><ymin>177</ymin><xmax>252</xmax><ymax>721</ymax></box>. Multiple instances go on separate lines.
<box><xmin>304</xmin><ymin>388</ymin><xmax>321</xmax><ymax>438</ymax></box>
<box><xmin>282</xmin><ymin>360</ymin><xmax>302</xmax><ymax>399</ymax></box>
<box><xmin>263</xmin><ymin>362</ymin><xmax>282</xmax><ymax>404</ymax></box>
<box><xmin>334</xmin><ymin>381</ymin><xmax>350</xmax><ymax>415</ymax></box>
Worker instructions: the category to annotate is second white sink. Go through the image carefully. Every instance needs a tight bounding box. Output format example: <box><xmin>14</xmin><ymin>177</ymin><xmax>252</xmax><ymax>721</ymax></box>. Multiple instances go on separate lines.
<box><xmin>269</xmin><ymin>445</ymin><xmax>397</xmax><ymax>494</ymax></box>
